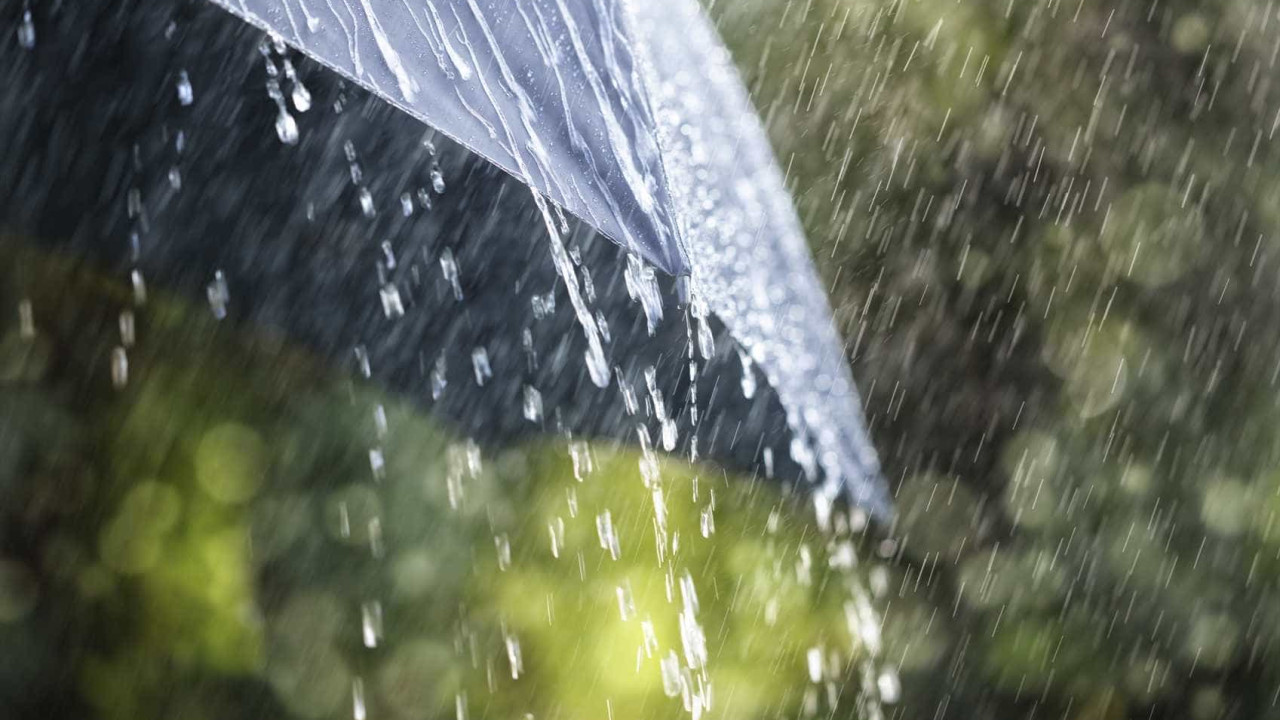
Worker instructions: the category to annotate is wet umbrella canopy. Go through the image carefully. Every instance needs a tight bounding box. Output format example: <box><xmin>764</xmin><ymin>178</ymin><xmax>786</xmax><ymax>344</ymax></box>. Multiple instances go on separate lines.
<box><xmin>0</xmin><ymin>0</ymin><xmax>888</xmax><ymax>515</ymax></box>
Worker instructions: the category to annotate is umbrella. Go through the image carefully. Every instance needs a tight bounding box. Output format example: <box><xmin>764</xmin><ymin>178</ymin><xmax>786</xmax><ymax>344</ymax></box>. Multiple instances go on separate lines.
<box><xmin>0</xmin><ymin>0</ymin><xmax>890</xmax><ymax>516</ymax></box>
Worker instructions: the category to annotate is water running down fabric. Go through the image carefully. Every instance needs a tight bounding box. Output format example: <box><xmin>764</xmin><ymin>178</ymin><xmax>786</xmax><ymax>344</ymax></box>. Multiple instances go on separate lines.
<box><xmin>205</xmin><ymin>0</ymin><xmax>891</xmax><ymax>515</ymax></box>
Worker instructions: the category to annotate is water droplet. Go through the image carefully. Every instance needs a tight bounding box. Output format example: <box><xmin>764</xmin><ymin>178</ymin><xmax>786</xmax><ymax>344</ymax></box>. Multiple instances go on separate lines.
<box><xmin>291</xmin><ymin>82</ymin><xmax>312</xmax><ymax>112</ymax></box>
<box><xmin>130</xmin><ymin>270</ymin><xmax>147</xmax><ymax>305</ymax></box>
<box><xmin>877</xmin><ymin>670</ymin><xmax>901</xmax><ymax>704</ymax></box>
<box><xmin>430</xmin><ymin>167</ymin><xmax>446</xmax><ymax>193</ymax></box>
<box><xmin>503</xmin><ymin>630</ymin><xmax>523</xmax><ymax>679</ymax></box>
<box><xmin>805</xmin><ymin>647</ymin><xmax>824</xmax><ymax>683</ymax></box>
<box><xmin>618</xmin><ymin>376</ymin><xmax>638</xmax><ymax>415</ymax></box>
<box><xmin>585</xmin><ymin>347</ymin><xmax>611</xmax><ymax>388</ymax></box>
<box><xmin>660</xmin><ymin>651</ymin><xmax>682</xmax><ymax>697</ymax></box>
<box><xmin>440</xmin><ymin>248</ymin><xmax>463</xmax><ymax>300</ymax></box>
<box><xmin>661</xmin><ymin>420</ymin><xmax>678</xmax><ymax>452</ymax></box>
<box><xmin>360</xmin><ymin>601</ymin><xmax>383</xmax><ymax>648</ymax></box>
<box><xmin>379</xmin><ymin>284</ymin><xmax>404</xmax><ymax>318</ymax></box>
<box><xmin>595</xmin><ymin>511</ymin><xmax>620</xmax><ymax>560</ymax></box>
<box><xmin>353</xmin><ymin>345</ymin><xmax>371</xmax><ymax>378</ymax></box>
<box><xmin>494</xmin><ymin>534</ymin><xmax>511</xmax><ymax>571</ymax></box>
<box><xmin>431</xmin><ymin>355</ymin><xmax>447</xmax><ymax>399</ymax></box>
<box><xmin>206</xmin><ymin>270</ymin><xmax>229</xmax><ymax>319</ymax></box>
<box><xmin>695</xmin><ymin>317</ymin><xmax>715</xmax><ymax>359</ymax></box>
<box><xmin>275</xmin><ymin>109</ymin><xmax>299</xmax><ymax>145</ymax></box>
<box><xmin>595</xmin><ymin>310</ymin><xmax>611</xmax><ymax>343</ymax></box>
<box><xmin>358</xmin><ymin>187</ymin><xmax>375</xmax><ymax>217</ymax></box>
<box><xmin>167</xmin><ymin>167</ymin><xmax>182</xmax><ymax>190</ymax></box>
<box><xmin>17</xmin><ymin>10</ymin><xmax>35</xmax><ymax>50</ymax></box>
<box><xmin>615</xmin><ymin>583</ymin><xmax>635</xmax><ymax>621</ymax></box>
<box><xmin>737</xmin><ymin>348</ymin><xmax>757</xmax><ymax>399</ymax></box>
<box><xmin>118</xmin><ymin>311</ymin><xmax>135</xmax><ymax>347</ymax></box>
<box><xmin>470</xmin><ymin>347</ymin><xmax>492</xmax><ymax>386</ymax></box>
<box><xmin>699</xmin><ymin>504</ymin><xmax>715</xmax><ymax>538</ymax></box>
<box><xmin>175</xmin><ymin>70</ymin><xmax>194</xmax><ymax>106</ymax></box>
<box><xmin>531</xmin><ymin>291</ymin><xmax>556</xmax><ymax>319</ymax></box>
<box><xmin>352</xmin><ymin>677</ymin><xmax>367</xmax><ymax>720</ymax></box>
<box><xmin>367</xmin><ymin>517</ymin><xmax>384</xmax><ymax>558</ymax></box>
<box><xmin>399</xmin><ymin>192</ymin><xmax>414</xmax><ymax>216</ymax></box>
<box><xmin>625</xmin><ymin>255</ymin><xmax>664</xmax><ymax>334</ymax></box>
<box><xmin>547</xmin><ymin>517</ymin><xmax>564</xmax><ymax>558</ymax></box>
<box><xmin>569</xmin><ymin>441</ymin><xmax>593</xmax><ymax>480</ymax></box>
<box><xmin>110</xmin><ymin>347</ymin><xmax>129</xmax><ymax>389</ymax></box>
<box><xmin>17</xmin><ymin>299</ymin><xmax>34</xmax><ymax>339</ymax></box>
<box><xmin>522</xmin><ymin>385</ymin><xmax>543</xmax><ymax>422</ymax></box>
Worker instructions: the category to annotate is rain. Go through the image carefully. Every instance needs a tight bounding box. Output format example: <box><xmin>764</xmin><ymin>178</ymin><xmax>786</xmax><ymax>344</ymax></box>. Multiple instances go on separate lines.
<box><xmin>1</xmin><ymin>0</ymin><xmax>1279</xmax><ymax>720</ymax></box>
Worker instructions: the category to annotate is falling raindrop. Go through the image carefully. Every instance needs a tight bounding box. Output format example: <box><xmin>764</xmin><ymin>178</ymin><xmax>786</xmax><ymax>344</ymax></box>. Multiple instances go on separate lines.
<box><xmin>470</xmin><ymin>347</ymin><xmax>492</xmax><ymax>386</ymax></box>
<box><xmin>282</xmin><ymin>58</ymin><xmax>312</xmax><ymax>112</ymax></box>
<box><xmin>584</xmin><ymin>348</ymin><xmax>611</xmax><ymax>389</ymax></box>
<box><xmin>110</xmin><ymin>347</ymin><xmax>128</xmax><ymax>389</ymax></box>
<box><xmin>660</xmin><ymin>652</ymin><xmax>682</xmax><ymax>697</ymax></box>
<box><xmin>494</xmin><ymin>534</ymin><xmax>511</xmax><ymax>571</ymax></box>
<box><xmin>699</xmin><ymin>504</ymin><xmax>715</xmax><ymax>537</ymax></box>
<box><xmin>806</xmin><ymin>647</ymin><xmax>824</xmax><ymax>682</ymax></box>
<box><xmin>439</xmin><ymin>248</ymin><xmax>463</xmax><ymax>300</ymax></box>
<box><xmin>275</xmin><ymin>108</ymin><xmax>299</xmax><ymax>145</ymax></box>
<box><xmin>430</xmin><ymin>166</ymin><xmax>446</xmax><ymax>194</ymax></box>
<box><xmin>206</xmin><ymin>270</ymin><xmax>229</xmax><ymax>319</ymax></box>
<box><xmin>522</xmin><ymin>385</ymin><xmax>543</xmax><ymax>422</ymax></box>
<box><xmin>352</xmin><ymin>678</ymin><xmax>367</xmax><ymax>720</ymax></box>
<box><xmin>175</xmin><ymin>70</ymin><xmax>194</xmax><ymax>106</ymax></box>
<box><xmin>504</xmin><ymin>630</ymin><xmax>523</xmax><ymax>679</ymax></box>
<box><xmin>430</xmin><ymin>355</ymin><xmax>447</xmax><ymax>399</ymax></box>
<box><xmin>379</xmin><ymin>284</ymin><xmax>404</xmax><ymax>318</ymax></box>
<box><xmin>358</xmin><ymin>187</ymin><xmax>375</xmax><ymax>217</ymax></box>
<box><xmin>17</xmin><ymin>299</ymin><xmax>34</xmax><ymax>339</ymax></box>
<box><xmin>625</xmin><ymin>254</ymin><xmax>664</xmax><ymax>333</ymax></box>
<box><xmin>616</xmin><ymin>582</ymin><xmax>636</xmax><ymax>621</ymax></box>
<box><xmin>16</xmin><ymin>10</ymin><xmax>34</xmax><ymax>50</ymax></box>
<box><xmin>118</xmin><ymin>311</ymin><xmax>135</xmax><ymax>347</ymax></box>
<box><xmin>547</xmin><ymin>517</ymin><xmax>565</xmax><ymax>558</ymax></box>
<box><xmin>595</xmin><ymin>510</ymin><xmax>620</xmax><ymax>560</ymax></box>
<box><xmin>530</xmin><ymin>291</ymin><xmax>555</xmax><ymax>319</ymax></box>
<box><xmin>352</xmin><ymin>345</ymin><xmax>371</xmax><ymax>378</ymax></box>
<box><xmin>360</xmin><ymin>601</ymin><xmax>383</xmax><ymax>648</ymax></box>
<box><xmin>130</xmin><ymin>270</ymin><xmax>147</xmax><ymax>305</ymax></box>
<box><xmin>737</xmin><ymin>348</ymin><xmax>756</xmax><ymax>399</ymax></box>
<box><xmin>291</xmin><ymin>81</ymin><xmax>312</xmax><ymax>112</ymax></box>
<box><xmin>876</xmin><ymin>670</ymin><xmax>901</xmax><ymax>704</ymax></box>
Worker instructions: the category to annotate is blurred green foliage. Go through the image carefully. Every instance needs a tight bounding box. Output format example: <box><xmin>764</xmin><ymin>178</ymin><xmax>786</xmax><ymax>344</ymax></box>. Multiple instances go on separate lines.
<box><xmin>709</xmin><ymin>0</ymin><xmax>1280</xmax><ymax>717</ymax></box>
